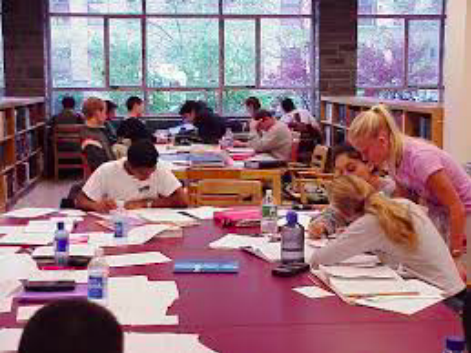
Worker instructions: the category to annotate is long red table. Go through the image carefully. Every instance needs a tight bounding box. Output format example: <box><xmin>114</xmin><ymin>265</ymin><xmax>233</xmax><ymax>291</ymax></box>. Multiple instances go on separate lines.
<box><xmin>0</xmin><ymin>214</ymin><xmax>463</xmax><ymax>352</ymax></box>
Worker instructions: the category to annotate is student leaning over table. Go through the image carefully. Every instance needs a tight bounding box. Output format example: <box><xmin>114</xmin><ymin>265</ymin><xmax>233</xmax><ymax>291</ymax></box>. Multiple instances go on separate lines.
<box><xmin>76</xmin><ymin>139</ymin><xmax>187</xmax><ymax>213</ymax></box>
<box><xmin>348</xmin><ymin>104</ymin><xmax>471</xmax><ymax>269</ymax></box>
<box><xmin>309</xmin><ymin>175</ymin><xmax>466</xmax><ymax>309</ymax></box>
<box><xmin>308</xmin><ymin>144</ymin><xmax>395</xmax><ymax>239</ymax></box>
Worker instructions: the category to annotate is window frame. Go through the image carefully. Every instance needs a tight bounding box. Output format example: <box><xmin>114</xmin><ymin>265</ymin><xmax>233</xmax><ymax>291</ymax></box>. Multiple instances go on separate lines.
<box><xmin>47</xmin><ymin>0</ymin><xmax>316</xmax><ymax>115</ymax></box>
<box><xmin>357</xmin><ymin>1</ymin><xmax>446</xmax><ymax>101</ymax></box>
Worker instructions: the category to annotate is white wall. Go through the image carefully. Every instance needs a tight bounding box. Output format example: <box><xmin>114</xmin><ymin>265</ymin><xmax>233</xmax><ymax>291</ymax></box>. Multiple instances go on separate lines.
<box><xmin>444</xmin><ymin>0</ymin><xmax>471</xmax><ymax>164</ymax></box>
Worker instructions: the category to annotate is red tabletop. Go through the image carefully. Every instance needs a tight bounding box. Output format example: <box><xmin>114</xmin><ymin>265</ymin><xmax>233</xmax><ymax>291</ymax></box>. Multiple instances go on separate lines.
<box><xmin>0</xmin><ymin>214</ymin><xmax>463</xmax><ymax>352</ymax></box>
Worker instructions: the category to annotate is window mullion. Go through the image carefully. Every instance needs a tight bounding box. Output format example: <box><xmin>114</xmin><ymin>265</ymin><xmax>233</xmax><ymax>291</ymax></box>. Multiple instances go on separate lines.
<box><xmin>403</xmin><ymin>18</ymin><xmax>409</xmax><ymax>89</ymax></box>
<box><xmin>217</xmin><ymin>2</ymin><xmax>224</xmax><ymax>115</ymax></box>
<box><xmin>104</xmin><ymin>16</ymin><xmax>110</xmax><ymax>89</ymax></box>
<box><xmin>142</xmin><ymin>17</ymin><xmax>148</xmax><ymax>113</ymax></box>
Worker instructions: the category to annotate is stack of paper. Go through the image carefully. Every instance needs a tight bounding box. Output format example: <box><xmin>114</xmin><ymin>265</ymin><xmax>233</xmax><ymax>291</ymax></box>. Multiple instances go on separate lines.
<box><xmin>125</xmin><ymin>332</ymin><xmax>216</xmax><ymax>353</ymax></box>
<box><xmin>0</xmin><ymin>230</ymin><xmax>53</xmax><ymax>246</ymax></box>
<box><xmin>183</xmin><ymin>207</ymin><xmax>226</xmax><ymax>220</ymax></box>
<box><xmin>108</xmin><ymin>276</ymin><xmax>179</xmax><ymax>326</ymax></box>
<box><xmin>209</xmin><ymin>234</ymin><xmax>315</xmax><ymax>263</ymax></box>
<box><xmin>105</xmin><ymin>251</ymin><xmax>172</xmax><ymax>268</ymax></box>
<box><xmin>32</xmin><ymin>244</ymin><xmax>96</xmax><ymax>258</ymax></box>
<box><xmin>131</xmin><ymin>209</ymin><xmax>198</xmax><ymax>226</ymax></box>
<box><xmin>3</xmin><ymin>208</ymin><xmax>57</xmax><ymax>218</ymax></box>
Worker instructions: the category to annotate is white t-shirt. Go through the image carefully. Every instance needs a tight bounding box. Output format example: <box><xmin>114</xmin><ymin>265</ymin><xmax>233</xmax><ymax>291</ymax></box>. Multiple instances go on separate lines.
<box><xmin>280</xmin><ymin>109</ymin><xmax>319</xmax><ymax>128</ymax></box>
<box><xmin>310</xmin><ymin>199</ymin><xmax>465</xmax><ymax>297</ymax></box>
<box><xmin>82</xmin><ymin>158</ymin><xmax>182</xmax><ymax>202</ymax></box>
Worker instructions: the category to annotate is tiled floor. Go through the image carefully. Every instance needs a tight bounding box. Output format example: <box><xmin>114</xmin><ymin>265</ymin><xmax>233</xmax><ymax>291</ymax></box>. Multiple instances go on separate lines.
<box><xmin>13</xmin><ymin>178</ymin><xmax>79</xmax><ymax>210</ymax></box>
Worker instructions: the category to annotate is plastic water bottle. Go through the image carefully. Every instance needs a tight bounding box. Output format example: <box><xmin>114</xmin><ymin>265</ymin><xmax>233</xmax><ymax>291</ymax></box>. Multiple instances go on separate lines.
<box><xmin>87</xmin><ymin>248</ymin><xmax>109</xmax><ymax>305</ymax></box>
<box><xmin>261</xmin><ymin>189</ymin><xmax>278</xmax><ymax>239</ymax></box>
<box><xmin>280</xmin><ymin>211</ymin><xmax>305</xmax><ymax>264</ymax></box>
<box><xmin>443</xmin><ymin>336</ymin><xmax>466</xmax><ymax>353</ymax></box>
<box><xmin>54</xmin><ymin>221</ymin><xmax>69</xmax><ymax>266</ymax></box>
<box><xmin>220</xmin><ymin>128</ymin><xmax>234</xmax><ymax>149</ymax></box>
<box><xmin>112</xmin><ymin>200</ymin><xmax>128</xmax><ymax>240</ymax></box>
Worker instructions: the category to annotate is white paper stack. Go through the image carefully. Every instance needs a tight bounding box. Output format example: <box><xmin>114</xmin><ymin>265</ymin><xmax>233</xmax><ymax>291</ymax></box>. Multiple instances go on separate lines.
<box><xmin>3</xmin><ymin>208</ymin><xmax>57</xmax><ymax>219</ymax></box>
<box><xmin>131</xmin><ymin>209</ymin><xmax>198</xmax><ymax>226</ymax></box>
<box><xmin>182</xmin><ymin>207</ymin><xmax>226</xmax><ymax>220</ymax></box>
<box><xmin>32</xmin><ymin>244</ymin><xmax>96</xmax><ymax>258</ymax></box>
<box><xmin>105</xmin><ymin>251</ymin><xmax>172</xmax><ymax>268</ymax></box>
<box><xmin>108</xmin><ymin>276</ymin><xmax>179</xmax><ymax>326</ymax></box>
<box><xmin>125</xmin><ymin>332</ymin><xmax>217</xmax><ymax>353</ymax></box>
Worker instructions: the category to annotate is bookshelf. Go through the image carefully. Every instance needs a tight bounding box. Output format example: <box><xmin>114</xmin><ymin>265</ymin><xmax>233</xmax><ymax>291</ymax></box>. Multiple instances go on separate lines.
<box><xmin>320</xmin><ymin>96</ymin><xmax>444</xmax><ymax>148</ymax></box>
<box><xmin>0</xmin><ymin>97</ymin><xmax>45</xmax><ymax>212</ymax></box>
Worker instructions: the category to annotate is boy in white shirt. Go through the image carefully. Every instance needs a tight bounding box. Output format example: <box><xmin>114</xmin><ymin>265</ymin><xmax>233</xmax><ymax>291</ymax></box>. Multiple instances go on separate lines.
<box><xmin>76</xmin><ymin>140</ymin><xmax>187</xmax><ymax>213</ymax></box>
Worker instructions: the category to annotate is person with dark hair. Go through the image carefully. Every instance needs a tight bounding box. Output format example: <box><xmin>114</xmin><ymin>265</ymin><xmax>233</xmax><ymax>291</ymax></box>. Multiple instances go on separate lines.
<box><xmin>308</xmin><ymin>143</ymin><xmax>395</xmax><ymax>239</ymax></box>
<box><xmin>178</xmin><ymin>100</ymin><xmax>226</xmax><ymax>144</ymax></box>
<box><xmin>50</xmin><ymin>96</ymin><xmax>84</xmax><ymax>128</ymax></box>
<box><xmin>233</xmin><ymin>109</ymin><xmax>292</xmax><ymax>161</ymax></box>
<box><xmin>244</xmin><ymin>96</ymin><xmax>262</xmax><ymax>133</ymax></box>
<box><xmin>80</xmin><ymin>97</ymin><xmax>116</xmax><ymax>173</ymax></box>
<box><xmin>76</xmin><ymin>139</ymin><xmax>187</xmax><ymax>212</ymax></box>
<box><xmin>18</xmin><ymin>299</ymin><xmax>123</xmax><ymax>353</ymax></box>
<box><xmin>103</xmin><ymin>100</ymin><xmax>118</xmax><ymax>145</ymax></box>
<box><xmin>280</xmin><ymin>97</ymin><xmax>322</xmax><ymax>163</ymax></box>
<box><xmin>116</xmin><ymin>96</ymin><xmax>155</xmax><ymax>143</ymax></box>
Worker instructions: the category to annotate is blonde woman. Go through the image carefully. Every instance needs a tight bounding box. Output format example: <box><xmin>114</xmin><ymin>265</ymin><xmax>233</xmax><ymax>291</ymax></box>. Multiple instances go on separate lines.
<box><xmin>347</xmin><ymin>104</ymin><xmax>471</xmax><ymax>263</ymax></box>
<box><xmin>310</xmin><ymin>175</ymin><xmax>465</xmax><ymax>304</ymax></box>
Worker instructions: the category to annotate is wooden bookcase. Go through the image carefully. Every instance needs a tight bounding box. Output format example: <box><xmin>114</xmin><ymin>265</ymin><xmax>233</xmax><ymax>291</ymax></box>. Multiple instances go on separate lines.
<box><xmin>0</xmin><ymin>97</ymin><xmax>46</xmax><ymax>212</ymax></box>
<box><xmin>320</xmin><ymin>96</ymin><xmax>444</xmax><ymax>148</ymax></box>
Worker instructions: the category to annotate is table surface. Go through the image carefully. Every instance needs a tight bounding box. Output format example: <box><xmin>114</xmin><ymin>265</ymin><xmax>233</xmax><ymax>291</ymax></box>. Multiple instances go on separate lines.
<box><xmin>0</xmin><ymin>214</ymin><xmax>462</xmax><ymax>353</ymax></box>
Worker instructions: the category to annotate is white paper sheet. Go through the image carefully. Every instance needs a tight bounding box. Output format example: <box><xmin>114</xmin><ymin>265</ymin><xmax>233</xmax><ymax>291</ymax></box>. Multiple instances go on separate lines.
<box><xmin>3</xmin><ymin>208</ymin><xmax>57</xmax><ymax>218</ymax></box>
<box><xmin>0</xmin><ymin>297</ymin><xmax>12</xmax><ymax>313</ymax></box>
<box><xmin>131</xmin><ymin>209</ymin><xmax>197</xmax><ymax>225</ymax></box>
<box><xmin>32</xmin><ymin>244</ymin><xmax>96</xmax><ymax>258</ymax></box>
<box><xmin>125</xmin><ymin>333</ymin><xmax>217</xmax><ymax>353</ymax></box>
<box><xmin>319</xmin><ymin>264</ymin><xmax>400</xmax><ymax>280</ymax></box>
<box><xmin>0</xmin><ymin>226</ymin><xmax>25</xmax><ymax>235</ymax></box>
<box><xmin>293</xmin><ymin>285</ymin><xmax>335</xmax><ymax>299</ymax></box>
<box><xmin>25</xmin><ymin>220</ymin><xmax>75</xmax><ymax>233</ymax></box>
<box><xmin>0</xmin><ymin>279</ymin><xmax>22</xmax><ymax>297</ymax></box>
<box><xmin>127</xmin><ymin>224</ymin><xmax>175</xmax><ymax>244</ymax></box>
<box><xmin>338</xmin><ymin>254</ymin><xmax>380</xmax><ymax>268</ymax></box>
<box><xmin>0</xmin><ymin>328</ymin><xmax>23</xmax><ymax>352</ymax></box>
<box><xmin>0</xmin><ymin>254</ymin><xmax>38</xmax><ymax>281</ymax></box>
<box><xmin>17</xmin><ymin>305</ymin><xmax>43</xmax><ymax>322</ymax></box>
<box><xmin>58</xmin><ymin>209</ymin><xmax>87</xmax><ymax>217</ymax></box>
<box><xmin>105</xmin><ymin>252</ymin><xmax>171</xmax><ymax>268</ymax></box>
<box><xmin>183</xmin><ymin>207</ymin><xmax>226</xmax><ymax>220</ymax></box>
<box><xmin>0</xmin><ymin>247</ymin><xmax>21</xmax><ymax>255</ymax></box>
<box><xmin>0</xmin><ymin>231</ymin><xmax>53</xmax><ymax>245</ymax></box>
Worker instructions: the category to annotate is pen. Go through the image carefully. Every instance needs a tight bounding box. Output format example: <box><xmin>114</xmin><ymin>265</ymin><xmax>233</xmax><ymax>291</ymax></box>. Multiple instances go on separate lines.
<box><xmin>346</xmin><ymin>291</ymin><xmax>420</xmax><ymax>299</ymax></box>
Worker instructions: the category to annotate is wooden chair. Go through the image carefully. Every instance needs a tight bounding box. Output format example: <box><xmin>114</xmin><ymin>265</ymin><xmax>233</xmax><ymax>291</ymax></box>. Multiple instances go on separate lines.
<box><xmin>194</xmin><ymin>179</ymin><xmax>263</xmax><ymax>206</ymax></box>
<box><xmin>52</xmin><ymin>124</ymin><xmax>83</xmax><ymax>180</ymax></box>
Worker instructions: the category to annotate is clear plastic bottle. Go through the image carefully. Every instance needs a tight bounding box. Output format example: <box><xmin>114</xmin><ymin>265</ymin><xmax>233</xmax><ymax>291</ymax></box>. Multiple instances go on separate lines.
<box><xmin>87</xmin><ymin>248</ymin><xmax>109</xmax><ymax>305</ymax></box>
<box><xmin>261</xmin><ymin>189</ymin><xmax>278</xmax><ymax>239</ymax></box>
<box><xmin>220</xmin><ymin>128</ymin><xmax>234</xmax><ymax>149</ymax></box>
<box><xmin>54</xmin><ymin>221</ymin><xmax>69</xmax><ymax>266</ymax></box>
<box><xmin>112</xmin><ymin>200</ymin><xmax>128</xmax><ymax>240</ymax></box>
<box><xmin>443</xmin><ymin>336</ymin><xmax>466</xmax><ymax>353</ymax></box>
<box><xmin>280</xmin><ymin>211</ymin><xmax>305</xmax><ymax>264</ymax></box>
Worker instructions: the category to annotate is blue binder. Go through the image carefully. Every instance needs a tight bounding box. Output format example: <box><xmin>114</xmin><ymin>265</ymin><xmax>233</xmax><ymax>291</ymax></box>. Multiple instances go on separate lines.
<box><xmin>174</xmin><ymin>260</ymin><xmax>239</xmax><ymax>273</ymax></box>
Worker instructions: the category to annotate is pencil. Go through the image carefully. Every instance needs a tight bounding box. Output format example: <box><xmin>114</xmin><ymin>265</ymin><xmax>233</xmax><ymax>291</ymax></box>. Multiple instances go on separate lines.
<box><xmin>346</xmin><ymin>291</ymin><xmax>420</xmax><ymax>299</ymax></box>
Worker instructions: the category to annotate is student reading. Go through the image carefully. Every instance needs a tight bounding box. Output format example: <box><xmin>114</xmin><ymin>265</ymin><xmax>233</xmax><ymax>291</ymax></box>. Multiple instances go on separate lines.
<box><xmin>310</xmin><ymin>175</ymin><xmax>465</xmax><ymax>300</ymax></box>
<box><xmin>76</xmin><ymin>139</ymin><xmax>187</xmax><ymax>213</ymax></box>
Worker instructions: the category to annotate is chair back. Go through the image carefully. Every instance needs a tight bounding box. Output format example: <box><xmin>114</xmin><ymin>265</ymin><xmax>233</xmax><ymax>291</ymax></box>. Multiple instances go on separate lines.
<box><xmin>195</xmin><ymin>179</ymin><xmax>262</xmax><ymax>206</ymax></box>
<box><xmin>52</xmin><ymin>124</ymin><xmax>83</xmax><ymax>180</ymax></box>
<box><xmin>310</xmin><ymin>145</ymin><xmax>329</xmax><ymax>172</ymax></box>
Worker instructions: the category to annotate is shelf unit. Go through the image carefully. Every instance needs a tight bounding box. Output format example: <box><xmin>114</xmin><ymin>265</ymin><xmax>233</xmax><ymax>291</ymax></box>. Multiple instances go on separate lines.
<box><xmin>320</xmin><ymin>96</ymin><xmax>444</xmax><ymax>148</ymax></box>
<box><xmin>0</xmin><ymin>97</ymin><xmax>46</xmax><ymax>212</ymax></box>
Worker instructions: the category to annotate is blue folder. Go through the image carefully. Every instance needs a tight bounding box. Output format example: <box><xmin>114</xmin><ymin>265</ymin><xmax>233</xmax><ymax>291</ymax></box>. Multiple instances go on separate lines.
<box><xmin>174</xmin><ymin>260</ymin><xmax>239</xmax><ymax>273</ymax></box>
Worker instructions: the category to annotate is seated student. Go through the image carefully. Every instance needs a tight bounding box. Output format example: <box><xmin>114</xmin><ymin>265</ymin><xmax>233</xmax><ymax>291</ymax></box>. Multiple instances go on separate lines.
<box><xmin>234</xmin><ymin>109</ymin><xmax>292</xmax><ymax>161</ymax></box>
<box><xmin>179</xmin><ymin>100</ymin><xmax>226</xmax><ymax>144</ymax></box>
<box><xmin>244</xmin><ymin>96</ymin><xmax>261</xmax><ymax>133</ymax></box>
<box><xmin>104</xmin><ymin>100</ymin><xmax>118</xmax><ymax>145</ymax></box>
<box><xmin>309</xmin><ymin>144</ymin><xmax>395</xmax><ymax>238</ymax></box>
<box><xmin>310</xmin><ymin>175</ymin><xmax>466</xmax><ymax>302</ymax></box>
<box><xmin>280</xmin><ymin>98</ymin><xmax>322</xmax><ymax>163</ymax></box>
<box><xmin>116</xmin><ymin>96</ymin><xmax>155</xmax><ymax>143</ymax></box>
<box><xmin>18</xmin><ymin>299</ymin><xmax>123</xmax><ymax>353</ymax></box>
<box><xmin>76</xmin><ymin>139</ymin><xmax>187</xmax><ymax>213</ymax></box>
<box><xmin>50</xmin><ymin>96</ymin><xmax>84</xmax><ymax>127</ymax></box>
<box><xmin>80</xmin><ymin>97</ymin><xmax>116</xmax><ymax>173</ymax></box>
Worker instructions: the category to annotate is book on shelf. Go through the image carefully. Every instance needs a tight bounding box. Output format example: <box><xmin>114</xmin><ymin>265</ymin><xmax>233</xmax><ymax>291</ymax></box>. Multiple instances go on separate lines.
<box><xmin>338</xmin><ymin>105</ymin><xmax>347</xmax><ymax>126</ymax></box>
<box><xmin>16</xmin><ymin>162</ymin><xmax>29</xmax><ymax>190</ymax></box>
<box><xmin>325</xmin><ymin>102</ymin><xmax>333</xmax><ymax>122</ymax></box>
<box><xmin>5</xmin><ymin>170</ymin><xmax>16</xmax><ymax>199</ymax></box>
<box><xmin>0</xmin><ymin>111</ymin><xmax>5</xmax><ymax>139</ymax></box>
<box><xmin>419</xmin><ymin>117</ymin><xmax>431</xmax><ymax>140</ymax></box>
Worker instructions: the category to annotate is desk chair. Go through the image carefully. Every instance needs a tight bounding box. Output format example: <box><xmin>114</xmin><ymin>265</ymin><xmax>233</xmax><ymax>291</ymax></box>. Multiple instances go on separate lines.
<box><xmin>52</xmin><ymin>124</ymin><xmax>83</xmax><ymax>180</ymax></box>
<box><xmin>195</xmin><ymin>179</ymin><xmax>263</xmax><ymax>206</ymax></box>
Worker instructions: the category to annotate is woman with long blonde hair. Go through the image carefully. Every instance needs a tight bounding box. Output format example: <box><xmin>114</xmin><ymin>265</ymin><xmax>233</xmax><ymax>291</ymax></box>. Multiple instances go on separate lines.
<box><xmin>310</xmin><ymin>175</ymin><xmax>465</xmax><ymax>299</ymax></box>
<box><xmin>348</xmin><ymin>104</ymin><xmax>471</xmax><ymax>269</ymax></box>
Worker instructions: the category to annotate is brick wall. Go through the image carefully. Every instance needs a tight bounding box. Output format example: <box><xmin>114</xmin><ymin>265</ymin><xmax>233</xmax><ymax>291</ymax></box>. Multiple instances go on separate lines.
<box><xmin>318</xmin><ymin>0</ymin><xmax>357</xmax><ymax>96</ymax></box>
<box><xmin>3</xmin><ymin>0</ymin><xmax>48</xmax><ymax>97</ymax></box>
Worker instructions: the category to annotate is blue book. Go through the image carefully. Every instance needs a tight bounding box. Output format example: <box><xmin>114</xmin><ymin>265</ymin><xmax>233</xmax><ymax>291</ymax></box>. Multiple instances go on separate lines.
<box><xmin>174</xmin><ymin>260</ymin><xmax>239</xmax><ymax>274</ymax></box>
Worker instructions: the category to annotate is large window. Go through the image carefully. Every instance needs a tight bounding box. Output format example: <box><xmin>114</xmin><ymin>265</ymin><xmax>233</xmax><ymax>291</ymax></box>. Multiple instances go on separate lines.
<box><xmin>0</xmin><ymin>2</ymin><xmax>4</xmax><ymax>94</ymax></box>
<box><xmin>48</xmin><ymin>0</ymin><xmax>314</xmax><ymax>115</ymax></box>
<box><xmin>357</xmin><ymin>0</ymin><xmax>445</xmax><ymax>102</ymax></box>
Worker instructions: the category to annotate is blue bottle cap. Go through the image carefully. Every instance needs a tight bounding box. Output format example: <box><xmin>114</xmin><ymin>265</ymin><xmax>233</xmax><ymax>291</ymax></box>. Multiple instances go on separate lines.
<box><xmin>286</xmin><ymin>211</ymin><xmax>298</xmax><ymax>225</ymax></box>
<box><xmin>445</xmin><ymin>336</ymin><xmax>465</xmax><ymax>351</ymax></box>
<box><xmin>57</xmin><ymin>221</ymin><xmax>65</xmax><ymax>230</ymax></box>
